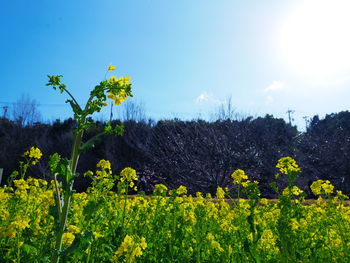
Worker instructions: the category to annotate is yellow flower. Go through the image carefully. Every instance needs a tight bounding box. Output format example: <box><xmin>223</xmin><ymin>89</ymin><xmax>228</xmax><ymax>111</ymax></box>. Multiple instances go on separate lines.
<box><xmin>112</xmin><ymin>235</ymin><xmax>147</xmax><ymax>262</ymax></box>
<box><xmin>310</xmin><ymin>180</ymin><xmax>334</xmax><ymax>196</ymax></box>
<box><xmin>108</xmin><ymin>90</ymin><xmax>128</xmax><ymax>106</ymax></box>
<box><xmin>93</xmin><ymin>232</ymin><xmax>104</xmax><ymax>239</ymax></box>
<box><xmin>109</xmin><ymin>76</ymin><xmax>117</xmax><ymax>82</ymax></box>
<box><xmin>83</xmin><ymin>170</ymin><xmax>94</xmax><ymax>177</ymax></box>
<box><xmin>241</xmin><ymin>180</ymin><xmax>251</xmax><ymax>188</ymax></box>
<box><xmin>120</xmin><ymin>167</ymin><xmax>138</xmax><ymax>182</ymax></box>
<box><xmin>117</xmin><ymin>76</ymin><xmax>131</xmax><ymax>85</ymax></box>
<box><xmin>24</xmin><ymin>146</ymin><xmax>43</xmax><ymax>160</ymax></box>
<box><xmin>68</xmin><ymin>225</ymin><xmax>81</xmax><ymax>234</ymax></box>
<box><xmin>260</xmin><ymin>198</ymin><xmax>269</xmax><ymax>206</ymax></box>
<box><xmin>153</xmin><ymin>184</ymin><xmax>168</xmax><ymax>195</ymax></box>
<box><xmin>108</xmin><ymin>64</ymin><xmax>116</xmax><ymax>71</ymax></box>
<box><xmin>276</xmin><ymin>157</ymin><xmax>301</xmax><ymax>175</ymax></box>
<box><xmin>140</xmin><ymin>237</ymin><xmax>147</xmax><ymax>250</ymax></box>
<box><xmin>231</xmin><ymin>169</ymin><xmax>248</xmax><ymax>185</ymax></box>
<box><xmin>62</xmin><ymin>232</ymin><xmax>75</xmax><ymax>247</ymax></box>
<box><xmin>14</xmin><ymin>179</ymin><xmax>30</xmax><ymax>191</ymax></box>
<box><xmin>258</xmin><ymin>229</ymin><xmax>277</xmax><ymax>251</ymax></box>
<box><xmin>216</xmin><ymin>187</ymin><xmax>225</xmax><ymax>199</ymax></box>
<box><xmin>96</xmin><ymin>159</ymin><xmax>112</xmax><ymax>171</ymax></box>
<box><xmin>176</xmin><ymin>185</ymin><xmax>187</xmax><ymax>196</ymax></box>
<box><xmin>282</xmin><ymin>186</ymin><xmax>303</xmax><ymax>196</ymax></box>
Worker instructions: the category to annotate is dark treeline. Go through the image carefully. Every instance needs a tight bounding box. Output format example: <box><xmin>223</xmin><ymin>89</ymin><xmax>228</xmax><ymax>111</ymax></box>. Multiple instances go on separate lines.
<box><xmin>1</xmin><ymin>111</ymin><xmax>350</xmax><ymax>197</ymax></box>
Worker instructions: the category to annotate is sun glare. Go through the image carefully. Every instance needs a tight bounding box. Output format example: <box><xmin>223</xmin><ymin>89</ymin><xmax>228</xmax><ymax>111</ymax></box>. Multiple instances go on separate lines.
<box><xmin>280</xmin><ymin>0</ymin><xmax>350</xmax><ymax>80</ymax></box>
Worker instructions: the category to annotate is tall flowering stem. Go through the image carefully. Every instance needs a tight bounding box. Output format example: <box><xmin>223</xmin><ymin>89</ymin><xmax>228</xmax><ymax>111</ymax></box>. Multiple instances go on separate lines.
<box><xmin>47</xmin><ymin>65</ymin><xmax>132</xmax><ymax>263</ymax></box>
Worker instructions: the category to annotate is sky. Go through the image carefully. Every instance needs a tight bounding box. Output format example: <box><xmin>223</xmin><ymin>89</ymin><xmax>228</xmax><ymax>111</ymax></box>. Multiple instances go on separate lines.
<box><xmin>1</xmin><ymin>0</ymin><xmax>350</xmax><ymax>131</ymax></box>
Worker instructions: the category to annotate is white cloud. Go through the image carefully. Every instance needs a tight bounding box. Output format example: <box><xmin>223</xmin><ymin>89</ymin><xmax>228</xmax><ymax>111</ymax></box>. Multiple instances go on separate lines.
<box><xmin>195</xmin><ymin>92</ymin><xmax>228</xmax><ymax>106</ymax></box>
<box><xmin>264</xmin><ymin>81</ymin><xmax>285</xmax><ymax>92</ymax></box>
<box><xmin>196</xmin><ymin>92</ymin><xmax>210</xmax><ymax>103</ymax></box>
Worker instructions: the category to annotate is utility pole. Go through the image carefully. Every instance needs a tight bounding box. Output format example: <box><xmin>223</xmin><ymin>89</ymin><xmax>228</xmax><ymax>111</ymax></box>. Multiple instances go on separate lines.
<box><xmin>2</xmin><ymin>106</ymin><xmax>8</xmax><ymax>118</ymax></box>
<box><xmin>109</xmin><ymin>103</ymin><xmax>113</xmax><ymax>122</ymax></box>
<box><xmin>286</xmin><ymin>109</ymin><xmax>295</xmax><ymax>125</ymax></box>
<box><xmin>303</xmin><ymin>116</ymin><xmax>310</xmax><ymax>130</ymax></box>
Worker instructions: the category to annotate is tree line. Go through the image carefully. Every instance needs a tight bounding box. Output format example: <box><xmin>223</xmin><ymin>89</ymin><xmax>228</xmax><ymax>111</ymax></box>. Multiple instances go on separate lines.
<box><xmin>1</xmin><ymin>111</ymin><xmax>350</xmax><ymax>197</ymax></box>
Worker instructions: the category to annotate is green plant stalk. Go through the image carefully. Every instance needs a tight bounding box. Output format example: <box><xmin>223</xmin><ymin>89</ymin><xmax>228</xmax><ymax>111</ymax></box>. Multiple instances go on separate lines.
<box><xmin>52</xmin><ymin>129</ymin><xmax>84</xmax><ymax>263</ymax></box>
<box><xmin>121</xmin><ymin>184</ymin><xmax>129</xmax><ymax>230</ymax></box>
<box><xmin>17</xmin><ymin>233</ymin><xmax>21</xmax><ymax>263</ymax></box>
<box><xmin>86</xmin><ymin>242</ymin><xmax>92</xmax><ymax>263</ymax></box>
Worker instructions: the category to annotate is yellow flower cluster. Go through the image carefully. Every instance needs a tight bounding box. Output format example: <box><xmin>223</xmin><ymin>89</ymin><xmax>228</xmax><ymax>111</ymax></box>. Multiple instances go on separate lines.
<box><xmin>120</xmin><ymin>167</ymin><xmax>138</xmax><ymax>191</ymax></box>
<box><xmin>216</xmin><ymin>187</ymin><xmax>225</xmax><ymax>199</ymax></box>
<box><xmin>24</xmin><ymin>146</ymin><xmax>42</xmax><ymax>159</ymax></box>
<box><xmin>120</xmin><ymin>167</ymin><xmax>137</xmax><ymax>183</ymax></box>
<box><xmin>24</xmin><ymin>146</ymin><xmax>42</xmax><ymax>165</ymax></box>
<box><xmin>108</xmin><ymin>64</ymin><xmax>116</xmax><ymax>71</ymax></box>
<box><xmin>96</xmin><ymin>159</ymin><xmax>112</xmax><ymax>176</ymax></box>
<box><xmin>207</xmin><ymin>233</ymin><xmax>224</xmax><ymax>253</ymax></box>
<box><xmin>310</xmin><ymin>180</ymin><xmax>334</xmax><ymax>195</ymax></box>
<box><xmin>258</xmin><ymin>229</ymin><xmax>277</xmax><ymax>252</ymax></box>
<box><xmin>96</xmin><ymin>159</ymin><xmax>112</xmax><ymax>171</ymax></box>
<box><xmin>282</xmin><ymin>186</ymin><xmax>304</xmax><ymax>196</ymax></box>
<box><xmin>231</xmin><ymin>169</ymin><xmax>248</xmax><ymax>185</ymax></box>
<box><xmin>2</xmin><ymin>156</ymin><xmax>350</xmax><ymax>262</ymax></box>
<box><xmin>112</xmin><ymin>235</ymin><xmax>147</xmax><ymax>262</ymax></box>
<box><xmin>176</xmin><ymin>185</ymin><xmax>188</xmax><ymax>196</ymax></box>
<box><xmin>62</xmin><ymin>232</ymin><xmax>75</xmax><ymax>247</ymax></box>
<box><xmin>276</xmin><ymin>157</ymin><xmax>301</xmax><ymax>176</ymax></box>
<box><xmin>108</xmin><ymin>76</ymin><xmax>131</xmax><ymax>106</ymax></box>
<box><xmin>153</xmin><ymin>184</ymin><xmax>168</xmax><ymax>196</ymax></box>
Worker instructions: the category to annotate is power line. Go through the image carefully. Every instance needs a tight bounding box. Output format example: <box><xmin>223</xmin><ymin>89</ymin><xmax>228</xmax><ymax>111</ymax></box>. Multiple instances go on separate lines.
<box><xmin>0</xmin><ymin>101</ymin><xmax>66</xmax><ymax>107</ymax></box>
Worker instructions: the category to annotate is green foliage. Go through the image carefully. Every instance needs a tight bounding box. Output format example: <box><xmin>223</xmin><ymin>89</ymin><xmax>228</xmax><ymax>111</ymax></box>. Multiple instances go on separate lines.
<box><xmin>1</xmin><ymin>158</ymin><xmax>350</xmax><ymax>262</ymax></box>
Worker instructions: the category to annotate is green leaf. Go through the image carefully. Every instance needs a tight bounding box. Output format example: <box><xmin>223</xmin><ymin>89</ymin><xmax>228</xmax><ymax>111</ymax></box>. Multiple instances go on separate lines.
<box><xmin>22</xmin><ymin>243</ymin><xmax>38</xmax><ymax>255</ymax></box>
<box><xmin>66</xmin><ymin>99</ymin><xmax>83</xmax><ymax>116</ymax></box>
<box><xmin>49</xmin><ymin>153</ymin><xmax>61</xmax><ymax>174</ymax></box>
<box><xmin>114</xmin><ymin>124</ymin><xmax>124</xmax><ymax>136</ymax></box>
<box><xmin>79</xmin><ymin>136</ymin><xmax>102</xmax><ymax>153</ymax></box>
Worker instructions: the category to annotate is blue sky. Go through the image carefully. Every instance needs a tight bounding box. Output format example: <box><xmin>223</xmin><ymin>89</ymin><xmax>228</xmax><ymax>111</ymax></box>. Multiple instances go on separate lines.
<box><xmin>1</xmin><ymin>0</ymin><xmax>350</xmax><ymax>130</ymax></box>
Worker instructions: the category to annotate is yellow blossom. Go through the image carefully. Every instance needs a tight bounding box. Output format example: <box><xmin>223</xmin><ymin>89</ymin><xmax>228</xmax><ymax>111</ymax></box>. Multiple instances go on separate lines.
<box><xmin>83</xmin><ymin>170</ymin><xmax>94</xmax><ymax>177</ymax></box>
<box><xmin>108</xmin><ymin>90</ymin><xmax>128</xmax><ymax>106</ymax></box>
<box><xmin>62</xmin><ymin>232</ymin><xmax>75</xmax><ymax>247</ymax></box>
<box><xmin>260</xmin><ymin>198</ymin><xmax>269</xmax><ymax>206</ymax></box>
<box><xmin>311</xmin><ymin>180</ymin><xmax>334</xmax><ymax>195</ymax></box>
<box><xmin>24</xmin><ymin>146</ymin><xmax>43</xmax><ymax>160</ymax></box>
<box><xmin>153</xmin><ymin>184</ymin><xmax>168</xmax><ymax>195</ymax></box>
<box><xmin>93</xmin><ymin>232</ymin><xmax>104</xmax><ymax>239</ymax></box>
<box><xmin>231</xmin><ymin>169</ymin><xmax>248</xmax><ymax>185</ymax></box>
<box><xmin>216</xmin><ymin>187</ymin><xmax>225</xmax><ymax>199</ymax></box>
<box><xmin>120</xmin><ymin>167</ymin><xmax>138</xmax><ymax>183</ymax></box>
<box><xmin>258</xmin><ymin>229</ymin><xmax>277</xmax><ymax>252</ymax></box>
<box><xmin>282</xmin><ymin>186</ymin><xmax>303</xmax><ymax>196</ymax></box>
<box><xmin>176</xmin><ymin>185</ymin><xmax>187</xmax><ymax>196</ymax></box>
<box><xmin>112</xmin><ymin>235</ymin><xmax>147</xmax><ymax>262</ymax></box>
<box><xmin>276</xmin><ymin>157</ymin><xmax>301</xmax><ymax>176</ymax></box>
<box><xmin>96</xmin><ymin>159</ymin><xmax>112</xmax><ymax>170</ymax></box>
<box><xmin>108</xmin><ymin>64</ymin><xmax>116</xmax><ymax>71</ymax></box>
<box><xmin>109</xmin><ymin>76</ymin><xmax>117</xmax><ymax>82</ymax></box>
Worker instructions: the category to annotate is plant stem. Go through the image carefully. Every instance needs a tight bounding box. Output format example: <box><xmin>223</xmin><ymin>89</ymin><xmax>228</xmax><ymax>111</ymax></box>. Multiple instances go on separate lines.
<box><xmin>52</xmin><ymin>126</ymin><xmax>85</xmax><ymax>263</ymax></box>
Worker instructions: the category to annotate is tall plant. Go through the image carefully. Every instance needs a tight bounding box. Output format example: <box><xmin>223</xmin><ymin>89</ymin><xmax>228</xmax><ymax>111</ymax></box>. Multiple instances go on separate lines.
<box><xmin>46</xmin><ymin>65</ymin><xmax>132</xmax><ymax>263</ymax></box>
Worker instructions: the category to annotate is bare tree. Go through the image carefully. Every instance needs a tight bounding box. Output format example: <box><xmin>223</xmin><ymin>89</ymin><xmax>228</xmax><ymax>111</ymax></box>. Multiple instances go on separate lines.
<box><xmin>11</xmin><ymin>94</ymin><xmax>42</xmax><ymax>126</ymax></box>
<box><xmin>118</xmin><ymin>100</ymin><xmax>146</xmax><ymax>122</ymax></box>
<box><xmin>211</xmin><ymin>96</ymin><xmax>240</xmax><ymax>121</ymax></box>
